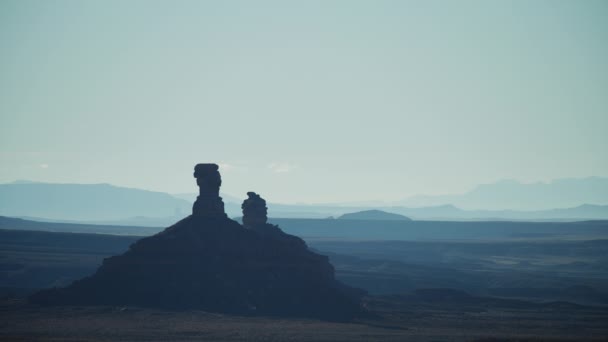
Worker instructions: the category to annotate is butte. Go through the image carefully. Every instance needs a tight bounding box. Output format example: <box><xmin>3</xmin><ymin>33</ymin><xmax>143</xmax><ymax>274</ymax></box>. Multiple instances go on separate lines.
<box><xmin>30</xmin><ymin>163</ymin><xmax>364</xmax><ymax>321</ymax></box>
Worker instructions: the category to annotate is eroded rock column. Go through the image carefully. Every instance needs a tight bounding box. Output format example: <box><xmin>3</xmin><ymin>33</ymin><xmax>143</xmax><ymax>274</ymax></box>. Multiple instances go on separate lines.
<box><xmin>242</xmin><ymin>192</ymin><xmax>268</xmax><ymax>228</ymax></box>
<box><xmin>192</xmin><ymin>163</ymin><xmax>226</xmax><ymax>217</ymax></box>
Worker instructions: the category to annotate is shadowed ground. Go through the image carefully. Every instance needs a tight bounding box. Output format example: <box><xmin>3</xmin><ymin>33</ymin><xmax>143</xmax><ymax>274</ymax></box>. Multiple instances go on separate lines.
<box><xmin>2</xmin><ymin>298</ymin><xmax>608</xmax><ymax>341</ymax></box>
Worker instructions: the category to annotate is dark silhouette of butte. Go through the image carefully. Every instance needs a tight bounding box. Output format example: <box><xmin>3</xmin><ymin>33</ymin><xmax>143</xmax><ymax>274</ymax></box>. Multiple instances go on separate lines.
<box><xmin>31</xmin><ymin>163</ymin><xmax>364</xmax><ymax>320</ymax></box>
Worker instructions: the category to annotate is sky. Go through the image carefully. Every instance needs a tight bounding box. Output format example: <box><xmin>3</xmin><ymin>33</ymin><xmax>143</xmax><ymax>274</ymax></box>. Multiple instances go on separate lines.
<box><xmin>1</xmin><ymin>0</ymin><xmax>607</xmax><ymax>203</ymax></box>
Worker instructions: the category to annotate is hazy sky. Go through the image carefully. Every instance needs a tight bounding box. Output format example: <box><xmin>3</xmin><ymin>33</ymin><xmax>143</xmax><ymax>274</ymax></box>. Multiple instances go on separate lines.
<box><xmin>1</xmin><ymin>0</ymin><xmax>607</xmax><ymax>203</ymax></box>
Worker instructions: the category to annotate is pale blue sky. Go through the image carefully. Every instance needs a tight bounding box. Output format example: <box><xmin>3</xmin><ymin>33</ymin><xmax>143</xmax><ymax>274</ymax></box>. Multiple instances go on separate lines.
<box><xmin>1</xmin><ymin>0</ymin><xmax>607</xmax><ymax>203</ymax></box>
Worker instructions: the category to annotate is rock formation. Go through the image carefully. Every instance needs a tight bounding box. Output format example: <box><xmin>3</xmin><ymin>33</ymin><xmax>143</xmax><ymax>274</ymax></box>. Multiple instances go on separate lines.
<box><xmin>242</xmin><ymin>192</ymin><xmax>268</xmax><ymax>227</ymax></box>
<box><xmin>192</xmin><ymin>163</ymin><xmax>226</xmax><ymax>218</ymax></box>
<box><xmin>242</xmin><ymin>191</ymin><xmax>305</xmax><ymax>243</ymax></box>
<box><xmin>242</xmin><ymin>191</ymin><xmax>307</xmax><ymax>247</ymax></box>
<box><xmin>30</xmin><ymin>163</ymin><xmax>364</xmax><ymax>321</ymax></box>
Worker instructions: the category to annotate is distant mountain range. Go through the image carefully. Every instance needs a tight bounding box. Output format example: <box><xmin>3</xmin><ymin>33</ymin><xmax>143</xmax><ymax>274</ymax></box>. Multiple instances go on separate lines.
<box><xmin>1</xmin><ymin>178</ymin><xmax>608</xmax><ymax>224</ymax></box>
<box><xmin>399</xmin><ymin>177</ymin><xmax>608</xmax><ymax>210</ymax></box>
<box><xmin>385</xmin><ymin>203</ymin><xmax>608</xmax><ymax>221</ymax></box>
<box><xmin>0</xmin><ymin>182</ymin><xmax>191</xmax><ymax>221</ymax></box>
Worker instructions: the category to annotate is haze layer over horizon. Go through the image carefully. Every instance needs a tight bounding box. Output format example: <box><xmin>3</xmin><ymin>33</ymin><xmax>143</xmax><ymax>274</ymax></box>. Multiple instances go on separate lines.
<box><xmin>1</xmin><ymin>0</ymin><xmax>607</xmax><ymax>203</ymax></box>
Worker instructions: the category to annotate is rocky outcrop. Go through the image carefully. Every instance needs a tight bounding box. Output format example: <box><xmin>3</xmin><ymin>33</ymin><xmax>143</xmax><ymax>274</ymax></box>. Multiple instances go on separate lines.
<box><xmin>242</xmin><ymin>192</ymin><xmax>305</xmax><ymax>247</ymax></box>
<box><xmin>30</xmin><ymin>164</ymin><xmax>364</xmax><ymax>321</ymax></box>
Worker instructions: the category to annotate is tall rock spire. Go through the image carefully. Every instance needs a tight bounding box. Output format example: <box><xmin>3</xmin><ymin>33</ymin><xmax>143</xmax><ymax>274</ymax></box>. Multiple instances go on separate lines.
<box><xmin>192</xmin><ymin>163</ymin><xmax>226</xmax><ymax>217</ymax></box>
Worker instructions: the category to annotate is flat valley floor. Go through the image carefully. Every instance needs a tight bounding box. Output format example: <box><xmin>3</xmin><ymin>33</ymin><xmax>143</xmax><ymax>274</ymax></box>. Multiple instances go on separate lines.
<box><xmin>2</xmin><ymin>299</ymin><xmax>608</xmax><ymax>342</ymax></box>
<box><xmin>3</xmin><ymin>221</ymin><xmax>608</xmax><ymax>341</ymax></box>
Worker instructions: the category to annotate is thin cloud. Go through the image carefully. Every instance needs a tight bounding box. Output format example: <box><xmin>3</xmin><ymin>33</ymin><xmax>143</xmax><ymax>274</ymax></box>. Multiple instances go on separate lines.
<box><xmin>217</xmin><ymin>162</ymin><xmax>234</xmax><ymax>171</ymax></box>
<box><xmin>267</xmin><ymin>162</ymin><xmax>295</xmax><ymax>173</ymax></box>
<box><xmin>39</xmin><ymin>163</ymin><xmax>49</xmax><ymax>169</ymax></box>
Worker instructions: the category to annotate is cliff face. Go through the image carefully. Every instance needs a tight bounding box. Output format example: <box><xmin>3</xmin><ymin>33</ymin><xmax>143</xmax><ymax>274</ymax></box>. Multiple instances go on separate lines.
<box><xmin>30</xmin><ymin>164</ymin><xmax>364</xmax><ymax>321</ymax></box>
